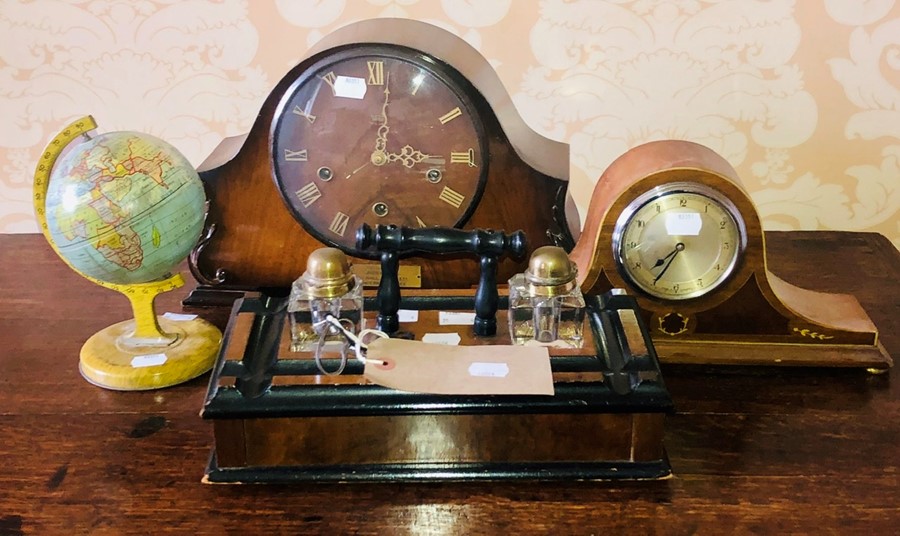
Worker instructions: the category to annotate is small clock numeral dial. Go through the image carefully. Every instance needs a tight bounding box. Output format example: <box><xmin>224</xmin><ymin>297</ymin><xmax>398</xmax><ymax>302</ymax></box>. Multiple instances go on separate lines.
<box><xmin>450</xmin><ymin>149</ymin><xmax>476</xmax><ymax>166</ymax></box>
<box><xmin>271</xmin><ymin>46</ymin><xmax>488</xmax><ymax>255</ymax></box>
<box><xmin>410</xmin><ymin>74</ymin><xmax>425</xmax><ymax>95</ymax></box>
<box><xmin>284</xmin><ymin>149</ymin><xmax>308</xmax><ymax>162</ymax></box>
<box><xmin>438</xmin><ymin>186</ymin><xmax>465</xmax><ymax>208</ymax></box>
<box><xmin>320</xmin><ymin>72</ymin><xmax>338</xmax><ymax>94</ymax></box>
<box><xmin>367</xmin><ymin>61</ymin><xmax>384</xmax><ymax>85</ymax></box>
<box><xmin>615</xmin><ymin>186</ymin><xmax>744</xmax><ymax>300</ymax></box>
<box><xmin>292</xmin><ymin>105</ymin><xmax>316</xmax><ymax>124</ymax></box>
<box><xmin>328</xmin><ymin>212</ymin><xmax>350</xmax><ymax>236</ymax></box>
<box><xmin>295</xmin><ymin>182</ymin><xmax>322</xmax><ymax>208</ymax></box>
<box><xmin>438</xmin><ymin>107</ymin><xmax>462</xmax><ymax>124</ymax></box>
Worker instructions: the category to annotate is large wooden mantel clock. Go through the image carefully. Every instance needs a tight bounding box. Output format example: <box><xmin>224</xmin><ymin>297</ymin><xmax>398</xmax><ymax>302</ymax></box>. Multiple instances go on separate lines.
<box><xmin>570</xmin><ymin>140</ymin><xmax>892</xmax><ymax>369</ymax></box>
<box><xmin>187</xmin><ymin>19</ymin><xmax>574</xmax><ymax>300</ymax></box>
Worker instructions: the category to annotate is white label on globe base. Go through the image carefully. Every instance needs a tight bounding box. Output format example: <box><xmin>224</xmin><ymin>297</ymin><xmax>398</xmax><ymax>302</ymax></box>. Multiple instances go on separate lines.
<box><xmin>163</xmin><ymin>312</ymin><xmax>198</xmax><ymax>321</ymax></box>
<box><xmin>131</xmin><ymin>353</ymin><xmax>168</xmax><ymax>368</ymax></box>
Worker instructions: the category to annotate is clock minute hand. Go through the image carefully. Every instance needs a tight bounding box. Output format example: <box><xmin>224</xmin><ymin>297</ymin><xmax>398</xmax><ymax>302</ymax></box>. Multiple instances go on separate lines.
<box><xmin>372</xmin><ymin>73</ymin><xmax>391</xmax><ymax>165</ymax></box>
<box><xmin>653</xmin><ymin>242</ymin><xmax>685</xmax><ymax>284</ymax></box>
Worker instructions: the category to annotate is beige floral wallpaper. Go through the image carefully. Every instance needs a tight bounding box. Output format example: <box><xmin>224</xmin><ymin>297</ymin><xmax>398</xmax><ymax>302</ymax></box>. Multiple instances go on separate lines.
<box><xmin>1</xmin><ymin>0</ymin><xmax>897</xmax><ymax>251</ymax></box>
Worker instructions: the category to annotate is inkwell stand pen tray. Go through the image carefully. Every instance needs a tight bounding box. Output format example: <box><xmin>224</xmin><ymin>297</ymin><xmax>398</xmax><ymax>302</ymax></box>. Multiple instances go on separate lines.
<box><xmin>201</xmin><ymin>289</ymin><xmax>672</xmax><ymax>483</ymax></box>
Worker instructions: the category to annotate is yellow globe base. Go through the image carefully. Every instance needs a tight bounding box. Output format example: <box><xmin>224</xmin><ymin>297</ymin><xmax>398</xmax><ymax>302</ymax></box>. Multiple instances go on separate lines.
<box><xmin>79</xmin><ymin>316</ymin><xmax>222</xmax><ymax>391</ymax></box>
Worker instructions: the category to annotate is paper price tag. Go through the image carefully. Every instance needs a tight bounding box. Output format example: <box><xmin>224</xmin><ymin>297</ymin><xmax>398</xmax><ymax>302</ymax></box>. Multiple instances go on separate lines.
<box><xmin>439</xmin><ymin>311</ymin><xmax>476</xmax><ymax>325</ymax></box>
<box><xmin>334</xmin><ymin>76</ymin><xmax>367</xmax><ymax>99</ymax></box>
<box><xmin>364</xmin><ymin>338</ymin><xmax>553</xmax><ymax>395</ymax></box>
<box><xmin>665</xmin><ymin>212</ymin><xmax>702</xmax><ymax>236</ymax></box>
<box><xmin>468</xmin><ymin>362</ymin><xmax>510</xmax><ymax>378</ymax></box>
<box><xmin>398</xmin><ymin>309</ymin><xmax>419</xmax><ymax>323</ymax></box>
<box><xmin>131</xmin><ymin>354</ymin><xmax>168</xmax><ymax>368</ymax></box>
<box><xmin>422</xmin><ymin>333</ymin><xmax>461</xmax><ymax>345</ymax></box>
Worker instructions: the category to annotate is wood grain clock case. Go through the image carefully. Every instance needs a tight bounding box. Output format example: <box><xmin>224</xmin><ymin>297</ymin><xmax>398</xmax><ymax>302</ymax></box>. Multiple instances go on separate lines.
<box><xmin>187</xmin><ymin>19</ymin><xmax>577</xmax><ymax>300</ymax></box>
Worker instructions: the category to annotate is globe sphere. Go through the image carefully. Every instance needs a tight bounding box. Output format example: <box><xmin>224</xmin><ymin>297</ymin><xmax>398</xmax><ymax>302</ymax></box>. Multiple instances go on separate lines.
<box><xmin>45</xmin><ymin>131</ymin><xmax>206</xmax><ymax>285</ymax></box>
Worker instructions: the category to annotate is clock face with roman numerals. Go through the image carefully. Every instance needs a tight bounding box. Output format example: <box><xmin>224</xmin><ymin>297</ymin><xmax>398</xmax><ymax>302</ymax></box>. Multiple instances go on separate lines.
<box><xmin>270</xmin><ymin>44</ymin><xmax>488</xmax><ymax>256</ymax></box>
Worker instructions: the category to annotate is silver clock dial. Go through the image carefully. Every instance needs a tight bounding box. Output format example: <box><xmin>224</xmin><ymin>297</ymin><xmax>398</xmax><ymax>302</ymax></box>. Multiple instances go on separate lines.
<box><xmin>614</xmin><ymin>184</ymin><xmax>745</xmax><ymax>300</ymax></box>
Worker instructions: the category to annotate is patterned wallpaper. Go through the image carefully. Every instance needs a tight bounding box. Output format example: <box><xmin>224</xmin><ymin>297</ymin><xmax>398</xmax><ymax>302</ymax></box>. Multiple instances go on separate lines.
<box><xmin>1</xmin><ymin>0</ymin><xmax>897</xmax><ymax>251</ymax></box>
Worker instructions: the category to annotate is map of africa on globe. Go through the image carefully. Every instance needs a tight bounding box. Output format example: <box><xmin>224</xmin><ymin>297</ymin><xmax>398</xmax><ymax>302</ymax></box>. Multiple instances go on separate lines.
<box><xmin>45</xmin><ymin>132</ymin><xmax>206</xmax><ymax>286</ymax></box>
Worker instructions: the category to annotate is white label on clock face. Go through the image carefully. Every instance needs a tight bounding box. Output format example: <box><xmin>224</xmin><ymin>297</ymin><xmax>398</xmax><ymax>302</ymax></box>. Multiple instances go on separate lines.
<box><xmin>665</xmin><ymin>212</ymin><xmax>702</xmax><ymax>236</ymax></box>
<box><xmin>333</xmin><ymin>76</ymin><xmax>367</xmax><ymax>99</ymax></box>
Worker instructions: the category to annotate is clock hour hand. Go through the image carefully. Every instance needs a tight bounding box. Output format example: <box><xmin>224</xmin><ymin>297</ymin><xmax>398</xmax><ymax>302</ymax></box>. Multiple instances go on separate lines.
<box><xmin>386</xmin><ymin>145</ymin><xmax>438</xmax><ymax>168</ymax></box>
<box><xmin>653</xmin><ymin>242</ymin><xmax>684</xmax><ymax>283</ymax></box>
<box><xmin>651</xmin><ymin>245</ymin><xmax>680</xmax><ymax>269</ymax></box>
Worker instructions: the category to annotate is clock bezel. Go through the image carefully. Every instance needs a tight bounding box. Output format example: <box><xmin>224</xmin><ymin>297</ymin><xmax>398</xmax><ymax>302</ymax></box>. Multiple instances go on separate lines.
<box><xmin>268</xmin><ymin>43</ymin><xmax>490</xmax><ymax>259</ymax></box>
<box><xmin>612</xmin><ymin>182</ymin><xmax>748</xmax><ymax>301</ymax></box>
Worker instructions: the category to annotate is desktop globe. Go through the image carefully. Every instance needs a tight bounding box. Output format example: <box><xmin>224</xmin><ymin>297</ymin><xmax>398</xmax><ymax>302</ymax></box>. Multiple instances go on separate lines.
<box><xmin>45</xmin><ymin>131</ymin><xmax>205</xmax><ymax>285</ymax></box>
<box><xmin>34</xmin><ymin>116</ymin><xmax>221</xmax><ymax>390</ymax></box>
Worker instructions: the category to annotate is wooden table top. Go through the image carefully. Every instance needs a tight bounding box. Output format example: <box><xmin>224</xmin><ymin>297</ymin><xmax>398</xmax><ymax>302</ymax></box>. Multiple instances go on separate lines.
<box><xmin>1</xmin><ymin>231</ymin><xmax>898</xmax><ymax>534</ymax></box>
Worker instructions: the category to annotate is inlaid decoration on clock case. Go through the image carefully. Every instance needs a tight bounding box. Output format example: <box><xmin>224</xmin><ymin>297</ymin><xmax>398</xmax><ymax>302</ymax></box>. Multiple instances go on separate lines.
<box><xmin>569</xmin><ymin>140</ymin><xmax>891</xmax><ymax>369</ymax></box>
<box><xmin>187</xmin><ymin>20</ymin><xmax>574</xmax><ymax>302</ymax></box>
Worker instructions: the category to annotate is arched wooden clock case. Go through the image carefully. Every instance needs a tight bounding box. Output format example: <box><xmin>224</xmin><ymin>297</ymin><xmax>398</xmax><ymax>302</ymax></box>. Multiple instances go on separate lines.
<box><xmin>570</xmin><ymin>140</ymin><xmax>891</xmax><ymax>369</ymax></box>
<box><xmin>187</xmin><ymin>22</ymin><xmax>573</xmax><ymax>299</ymax></box>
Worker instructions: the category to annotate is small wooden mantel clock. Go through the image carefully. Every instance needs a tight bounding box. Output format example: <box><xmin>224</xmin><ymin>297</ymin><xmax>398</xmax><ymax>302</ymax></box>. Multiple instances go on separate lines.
<box><xmin>186</xmin><ymin>19</ymin><xmax>575</xmax><ymax>302</ymax></box>
<box><xmin>570</xmin><ymin>140</ymin><xmax>892</xmax><ymax>369</ymax></box>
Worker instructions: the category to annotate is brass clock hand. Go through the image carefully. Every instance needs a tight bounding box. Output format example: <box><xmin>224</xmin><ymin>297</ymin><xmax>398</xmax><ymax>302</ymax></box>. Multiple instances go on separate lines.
<box><xmin>652</xmin><ymin>246</ymin><xmax>679</xmax><ymax>269</ymax></box>
<box><xmin>345</xmin><ymin>161</ymin><xmax>370</xmax><ymax>179</ymax></box>
<box><xmin>372</xmin><ymin>73</ymin><xmax>391</xmax><ymax>165</ymax></box>
<box><xmin>386</xmin><ymin>144</ymin><xmax>436</xmax><ymax>168</ymax></box>
<box><xmin>653</xmin><ymin>242</ymin><xmax>684</xmax><ymax>284</ymax></box>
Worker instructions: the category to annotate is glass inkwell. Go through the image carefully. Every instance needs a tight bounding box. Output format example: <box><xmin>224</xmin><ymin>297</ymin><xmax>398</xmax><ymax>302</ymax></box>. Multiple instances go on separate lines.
<box><xmin>287</xmin><ymin>248</ymin><xmax>364</xmax><ymax>361</ymax></box>
<box><xmin>508</xmin><ymin>246</ymin><xmax>586</xmax><ymax>347</ymax></box>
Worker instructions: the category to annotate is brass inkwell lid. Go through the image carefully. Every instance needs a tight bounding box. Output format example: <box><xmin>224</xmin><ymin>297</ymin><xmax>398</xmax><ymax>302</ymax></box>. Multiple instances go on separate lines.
<box><xmin>300</xmin><ymin>247</ymin><xmax>356</xmax><ymax>298</ymax></box>
<box><xmin>524</xmin><ymin>246</ymin><xmax>578</xmax><ymax>297</ymax></box>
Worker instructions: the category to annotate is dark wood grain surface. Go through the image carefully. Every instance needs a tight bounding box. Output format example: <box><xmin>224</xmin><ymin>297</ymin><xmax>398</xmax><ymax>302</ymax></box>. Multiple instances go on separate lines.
<box><xmin>1</xmin><ymin>231</ymin><xmax>898</xmax><ymax>534</ymax></box>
